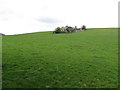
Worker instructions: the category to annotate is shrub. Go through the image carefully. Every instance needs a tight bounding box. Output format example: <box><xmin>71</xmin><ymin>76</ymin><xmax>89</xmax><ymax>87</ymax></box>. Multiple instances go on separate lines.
<box><xmin>81</xmin><ymin>25</ymin><xmax>86</xmax><ymax>30</ymax></box>
<box><xmin>53</xmin><ymin>27</ymin><xmax>62</xmax><ymax>33</ymax></box>
<box><xmin>53</xmin><ymin>27</ymin><xmax>67</xmax><ymax>34</ymax></box>
<box><xmin>67</xmin><ymin>27</ymin><xmax>74</xmax><ymax>32</ymax></box>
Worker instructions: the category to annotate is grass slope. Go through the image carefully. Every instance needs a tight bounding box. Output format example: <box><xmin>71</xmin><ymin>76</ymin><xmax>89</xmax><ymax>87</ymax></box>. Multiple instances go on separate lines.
<box><xmin>2</xmin><ymin>28</ymin><xmax>118</xmax><ymax>88</ymax></box>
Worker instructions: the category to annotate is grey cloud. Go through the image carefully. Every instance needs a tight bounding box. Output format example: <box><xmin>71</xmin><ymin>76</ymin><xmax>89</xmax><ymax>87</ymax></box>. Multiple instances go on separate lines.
<box><xmin>37</xmin><ymin>17</ymin><xmax>61</xmax><ymax>24</ymax></box>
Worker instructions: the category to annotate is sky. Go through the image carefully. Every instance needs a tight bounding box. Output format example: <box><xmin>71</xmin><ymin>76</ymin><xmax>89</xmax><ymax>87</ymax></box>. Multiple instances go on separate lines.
<box><xmin>0</xmin><ymin>0</ymin><xmax>119</xmax><ymax>35</ymax></box>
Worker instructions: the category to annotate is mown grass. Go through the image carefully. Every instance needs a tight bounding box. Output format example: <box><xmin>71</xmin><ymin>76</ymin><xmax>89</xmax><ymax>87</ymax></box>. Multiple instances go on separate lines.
<box><xmin>2</xmin><ymin>28</ymin><xmax>118</xmax><ymax>88</ymax></box>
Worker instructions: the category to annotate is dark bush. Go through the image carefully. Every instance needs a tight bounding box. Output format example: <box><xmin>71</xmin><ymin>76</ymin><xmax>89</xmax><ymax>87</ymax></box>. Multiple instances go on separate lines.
<box><xmin>53</xmin><ymin>27</ymin><xmax>67</xmax><ymax>34</ymax></box>
<box><xmin>53</xmin><ymin>27</ymin><xmax>62</xmax><ymax>33</ymax></box>
<box><xmin>81</xmin><ymin>25</ymin><xmax>86</xmax><ymax>30</ymax></box>
<box><xmin>67</xmin><ymin>27</ymin><xmax>74</xmax><ymax>32</ymax></box>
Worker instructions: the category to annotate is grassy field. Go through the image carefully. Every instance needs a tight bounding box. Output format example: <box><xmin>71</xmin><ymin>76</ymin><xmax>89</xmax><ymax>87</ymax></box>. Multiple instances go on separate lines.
<box><xmin>2</xmin><ymin>28</ymin><xmax>118</xmax><ymax>88</ymax></box>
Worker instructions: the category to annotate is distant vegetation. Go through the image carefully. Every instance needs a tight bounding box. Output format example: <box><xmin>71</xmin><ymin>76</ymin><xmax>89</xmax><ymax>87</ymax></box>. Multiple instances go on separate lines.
<box><xmin>53</xmin><ymin>25</ymin><xmax>86</xmax><ymax>34</ymax></box>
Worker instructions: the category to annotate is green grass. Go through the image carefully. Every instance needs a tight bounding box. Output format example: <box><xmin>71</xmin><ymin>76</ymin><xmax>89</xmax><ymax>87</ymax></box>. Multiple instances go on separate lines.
<box><xmin>2</xmin><ymin>28</ymin><xmax>118</xmax><ymax>88</ymax></box>
<box><xmin>0</xmin><ymin>36</ymin><xmax>2</xmax><ymax>89</ymax></box>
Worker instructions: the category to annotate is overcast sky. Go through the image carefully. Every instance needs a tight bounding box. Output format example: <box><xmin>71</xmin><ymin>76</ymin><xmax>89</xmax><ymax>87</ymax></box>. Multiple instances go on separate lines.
<box><xmin>0</xmin><ymin>0</ymin><xmax>119</xmax><ymax>35</ymax></box>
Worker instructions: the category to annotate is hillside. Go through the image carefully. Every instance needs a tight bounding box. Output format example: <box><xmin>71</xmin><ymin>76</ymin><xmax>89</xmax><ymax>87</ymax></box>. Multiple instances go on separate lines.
<box><xmin>2</xmin><ymin>28</ymin><xmax>118</xmax><ymax>88</ymax></box>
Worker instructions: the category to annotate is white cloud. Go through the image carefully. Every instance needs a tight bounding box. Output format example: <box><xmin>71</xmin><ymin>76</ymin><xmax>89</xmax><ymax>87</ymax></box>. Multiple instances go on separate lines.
<box><xmin>0</xmin><ymin>0</ymin><xmax>119</xmax><ymax>35</ymax></box>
